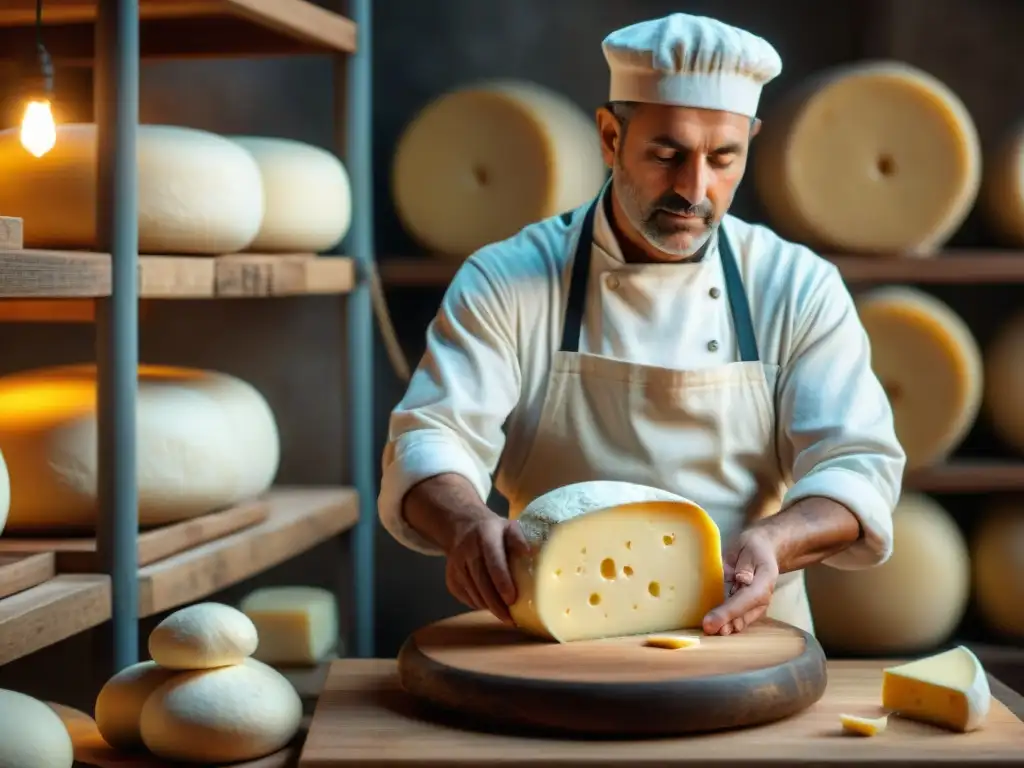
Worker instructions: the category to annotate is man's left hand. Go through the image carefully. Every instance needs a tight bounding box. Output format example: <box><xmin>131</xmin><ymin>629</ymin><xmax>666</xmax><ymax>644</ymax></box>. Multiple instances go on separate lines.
<box><xmin>702</xmin><ymin>527</ymin><xmax>779</xmax><ymax>636</ymax></box>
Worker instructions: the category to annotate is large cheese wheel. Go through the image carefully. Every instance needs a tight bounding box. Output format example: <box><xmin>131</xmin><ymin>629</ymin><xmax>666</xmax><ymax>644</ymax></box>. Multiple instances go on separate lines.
<box><xmin>0</xmin><ymin>123</ymin><xmax>264</xmax><ymax>254</ymax></box>
<box><xmin>754</xmin><ymin>62</ymin><xmax>981</xmax><ymax>254</ymax></box>
<box><xmin>0</xmin><ymin>688</ymin><xmax>74</xmax><ymax>767</ymax></box>
<box><xmin>856</xmin><ymin>287</ymin><xmax>982</xmax><ymax>470</ymax></box>
<box><xmin>979</xmin><ymin>122</ymin><xmax>1024</xmax><ymax>245</ymax></box>
<box><xmin>149</xmin><ymin>602</ymin><xmax>259</xmax><ymax>670</ymax></box>
<box><xmin>983</xmin><ymin>311</ymin><xmax>1024</xmax><ymax>454</ymax></box>
<box><xmin>806</xmin><ymin>493</ymin><xmax>970</xmax><ymax>654</ymax></box>
<box><xmin>228</xmin><ymin>137</ymin><xmax>352</xmax><ymax>253</ymax></box>
<box><xmin>94</xmin><ymin>661</ymin><xmax>178</xmax><ymax>751</ymax></box>
<box><xmin>392</xmin><ymin>80</ymin><xmax>607</xmax><ymax>258</ymax></box>
<box><xmin>0</xmin><ymin>364</ymin><xmax>279</xmax><ymax>531</ymax></box>
<box><xmin>140</xmin><ymin>658</ymin><xmax>302</xmax><ymax>763</ymax></box>
<box><xmin>971</xmin><ymin>501</ymin><xmax>1024</xmax><ymax>639</ymax></box>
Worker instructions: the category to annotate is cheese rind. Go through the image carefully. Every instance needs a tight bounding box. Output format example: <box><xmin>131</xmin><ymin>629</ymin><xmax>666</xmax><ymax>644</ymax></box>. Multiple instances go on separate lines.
<box><xmin>856</xmin><ymin>287</ymin><xmax>982</xmax><ymax>470</ymax></box>
<box><xmin>839</xmin><ymin>713</ymin><xmax>888</xmax><ymax>736</ymax></box>
<box><xmin>94</xmin><ymin>660</ymin><xmax>178</xmax><ymax>751</ymax></box>
<box><xmin>754</xmin><ymin>62</ymin><xmax>981</xmax><ymax>254</ymax></box>
<box><xmin>882</xmin><ymin>646</ymin><xmax>990</xmax><ymax>732</ymax></box>
<box><xmin>979</xmin><ymin>122</ymin><xmax>1024</xmax><ymax>245</ymax></box>
<box><xmin>392</xmin><ymin>80</ymin><xmax>607</xmax><ymax>258</ymax></box>
<box><xmin>240</xmin><ymin>586</ymin><xmax>339</xmax><ymax>665</ymax></box>
<box><xmin>149</xmin><ymin>602</ymin><xmax>259</xmax><ymax>670</ymax></box>
<box><xmin>509</xmin><ymin>481</ymin><xmax>724</xmax><ymax>643</ymax></box>
<box><xmin>983</xmin><ymin>311</ymin><xmax>1024</xmax><ymax>455</ymax></box>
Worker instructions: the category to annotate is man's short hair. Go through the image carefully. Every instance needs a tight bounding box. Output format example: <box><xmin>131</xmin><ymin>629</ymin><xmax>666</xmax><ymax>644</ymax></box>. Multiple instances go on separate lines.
<box><xmin>604</xmin><ymin>100</ymin><xmax>757</xmax><ymax>142</ymax></box>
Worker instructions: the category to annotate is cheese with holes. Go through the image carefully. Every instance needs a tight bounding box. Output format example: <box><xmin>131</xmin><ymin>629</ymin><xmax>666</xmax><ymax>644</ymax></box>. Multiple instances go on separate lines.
<box><xmin>0</xmin><ymin>123</ymin><xmax>264</xmax><ymax>254</ymax></box>
<box><xmin>0</xmin><ymin>689</ymin><xmax>74</xmax><ymax>767</ymax></box>
<box><xmin>807</xmin><ymin>494</ymin><xmax>970</xmax><ymax>654</ymax></box>
<box><xmin>856</xmin><ymin>287</ymin><xmax>982</xmax><ymax>470</ymax></box>
<box><xmin>95</xmin><ymin>661</ymin><xmax>178</xmax><ymax>751</ymax></box>
<box><xmin>392</xmin><ymin>80</ymin><xmax>607</xmax><ymax>258</ymax></box>
<box><xmin>971</xmin><ymin>503</ymin><xmax>1024</xmax><ymax>639</ymax></box>
<box><xmin>508</xmin><ymin>481</ymin><xmax>724</xmax><ymax>643</ymax></box>
<box><xmin>149</xmin><ymin>602</ymin><xmax>259</xmax><ymax>670</ymax></box>
<box><xmin>983</xmin><ymin>311</ymin><xmax>1024</xmax><ymax>455</ymax></box>
<box><xmin>645</xmin><ymin>634</ymin><xmax>701</xmax><ymax>650</ymax></box>
<box><xmin>0</xmin><ymin>364</ymin><xmax>279</xmax><ymax>531</ymax></box>
<box><xmin>839</xmin><ymin>713</ymin><xmax>888</xmax><ymax>737</ymax></box>
<box><xmin>980</xmin><ymin>122</ymin><xmax>1024</xmax><ymax>245</ymax></box>
<box><xmin>229</xmin><ymin>137</ymin><xmax>352</xmax><ymax>253</ymax></box>
<box><xmin>754</xmin><ymin>62</ymin><xmax>980</xmax><ymax>254</ymax></box>
<box><xmin>882</xmin><ymin>646</ymin><xmax>991</xmax><ymax>732</ymax></box>
<box><xmin>240</xmin><ymin>586</ymin><xmax>339</xmax><ymax>665</ymax></box>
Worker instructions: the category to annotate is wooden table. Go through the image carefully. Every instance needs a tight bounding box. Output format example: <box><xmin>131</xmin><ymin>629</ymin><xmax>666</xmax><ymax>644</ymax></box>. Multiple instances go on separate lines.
<box><xmin>299</xmin><ymin>659</ymin><xmax>1024</xmax><ymax>767</ymax></box>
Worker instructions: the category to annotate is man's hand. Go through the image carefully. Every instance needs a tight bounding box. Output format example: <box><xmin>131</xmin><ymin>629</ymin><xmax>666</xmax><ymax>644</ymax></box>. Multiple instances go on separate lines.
<box><xmin>445</xmin><ymin>514</ymin><xmax>530</xmax><ymax>624</ymax></box>
<box><xmin>702</xmin><ymin>527</ymin><xmax>779</xmax><ymax>636</ymax></box>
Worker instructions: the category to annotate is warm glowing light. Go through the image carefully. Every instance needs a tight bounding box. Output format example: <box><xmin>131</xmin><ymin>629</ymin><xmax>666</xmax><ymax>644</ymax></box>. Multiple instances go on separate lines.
<box><xmin>20</xmin><ymin>98</ymin><xmax>56</xmax><ymax>157</ymax></box>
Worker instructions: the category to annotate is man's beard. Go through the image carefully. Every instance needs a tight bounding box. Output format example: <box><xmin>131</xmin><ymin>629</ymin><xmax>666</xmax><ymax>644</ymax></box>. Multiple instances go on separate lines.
<box><xmin>613</xmin><ymin>154</ymin><xmax>716</xmax><ymax>258</ymax></box>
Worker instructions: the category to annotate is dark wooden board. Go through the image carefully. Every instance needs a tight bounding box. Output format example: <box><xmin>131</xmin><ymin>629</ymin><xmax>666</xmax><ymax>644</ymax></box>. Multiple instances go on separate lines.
<box><xmin>0</xmin><ymin>552</ymin><xmax>55</xmax><ymax>598</ymax></box>
<box><xmin>396</xmin><ymin>611</ymin><xmax>828</xmax><ymax>736</ymax></box>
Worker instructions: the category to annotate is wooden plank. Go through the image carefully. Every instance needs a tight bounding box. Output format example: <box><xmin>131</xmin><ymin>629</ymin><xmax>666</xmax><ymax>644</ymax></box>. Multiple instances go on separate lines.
<box><xmin>0</xmin><ymin>575</ymin><xmax>110</xmax><ymax>665</ymax></box>
<box><xmin>138</xmin><ymin>487</ymin><xmax>358</xmax><ymax>617</ymax></box>
<box><xmin>0</xmin><ymin>217</ymin><xmax>23</xmax><ymax>251</ymax></box>
<box><xmin>0</xmin><ymin>249</ymin><xmax>109</xmax><ymax>297</ymax></box>
<box><xmin>0</xmin><ymin>499</ymin><xmax>269</xmax><ymax>572</ymax></box>
<box><xmin>0</xmin><ymin>553</ymin><xmax>56</xmax><ymax>599</ymax></box>
<box><xmin>905</xmin><ymin>461</ymin><xmax>1024</xmax><ymax>493</ymax></box>
<box><xmin>214</xmin><ymin>255</ymin><xmax>355</xmax><ymax>296</ymax></box>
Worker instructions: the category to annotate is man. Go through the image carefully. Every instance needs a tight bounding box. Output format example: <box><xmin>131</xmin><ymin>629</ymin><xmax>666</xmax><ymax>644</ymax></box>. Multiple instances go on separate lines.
<box><xmin>378</xmin><ymin>13</ymin><xmax>906</xmax><ymax>637</ymax></box>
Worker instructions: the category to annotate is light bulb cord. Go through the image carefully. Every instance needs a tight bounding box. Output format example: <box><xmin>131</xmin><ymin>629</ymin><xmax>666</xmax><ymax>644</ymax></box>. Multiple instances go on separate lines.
<box><xmin>34</xmin><ymin>0</ymin><xmax>53</xmax><ymax>95</ymax></box>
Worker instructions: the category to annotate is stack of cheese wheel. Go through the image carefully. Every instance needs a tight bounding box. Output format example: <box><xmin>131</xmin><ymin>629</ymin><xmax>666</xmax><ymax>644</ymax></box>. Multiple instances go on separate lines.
<box><xmin>753</xmin><ymin>62</ymin><xmax>981</xmax><ymax>255</ymax></box>
<box><xmin>392</xmin><ymin>80</ymin><xmax>607</xmax><ymax>259</ymax></box>
<box><xmin>806</xmin><ymin>493</ymin><xmax>971</xmax><ymax>654</ymax></box>
<box><xmin>95</xmin><ymin>602</ymin><xmax>303</xmax><ymax>763</ymax></box>
<box><xmin>983</xmin><ymin>311</ymin><xmax>1024</xmax><ymax>455</ymax></box>
<box><xmin>979</xmin><ymin>121</ymin><xmax>1024</xmax><ymax>245</ymax></box>
<box><xmin>0</xmin><ymin>364</ymin><xmax>279</xmax><ymax>532</ymax></box>
<box><xmin>0</xmin><ymin>689</ymin><xmax>74</xmax><ymax>767</ymax></box>
<box><xmin>855</xmin><ymin>287</ymin><xmax>983</xmax><ymax>470</ymax></box>
<box><xmin>971</xmin><ymin>499</ymin><xmax>1024</xmax><ymax>640</ymax></box>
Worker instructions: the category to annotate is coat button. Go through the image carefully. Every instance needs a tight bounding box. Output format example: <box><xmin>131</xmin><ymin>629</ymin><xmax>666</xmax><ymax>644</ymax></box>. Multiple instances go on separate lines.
<box><xmin>707</xmin><ymin>340</ymin><xmax>719</xmax><ymax>352</ymax></box>
<box><xmin>606</xmin><ymin>275</ymin><xmax>620</xmax><ymax>290</ymax></box>
<box><xmin>709</xmin><ymin>286</ymin><xmax>721</xmax><ymax>299</ymax></box>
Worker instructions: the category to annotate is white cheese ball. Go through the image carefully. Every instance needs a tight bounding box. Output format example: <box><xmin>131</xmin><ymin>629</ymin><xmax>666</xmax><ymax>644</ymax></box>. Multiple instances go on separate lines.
<box><xmin>0</xmin><ymin>689</ymin><xmax>73</xmax><ymax>767</ymax></box>
<box><xmin>140</xmin><ymin>658</ymin><xmax>302</xmax><ymax>763</ymax></box>
<box><xmin>94</xmin><ymin>660</ymin><xmax>179</xmax><ymax>750</ymax></box>
<box><xmin>149</xmin><ymin>602</ymin><xmax>259</xmax><ymax>670</ymax></box>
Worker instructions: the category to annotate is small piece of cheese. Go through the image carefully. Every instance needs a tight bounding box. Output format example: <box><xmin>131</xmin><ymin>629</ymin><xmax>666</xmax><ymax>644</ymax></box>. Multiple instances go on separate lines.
<box><xmin>644</xmin><ymin>634</ymin><xmax>701</xmax><ymax>650</ymax></box>
<box><xmin>240</xmin><ymin>586</ymin><xmax>339</xmax><ymax>666</ymax></box>
<box><xmin>983</xmin><ymin>311</ymin><xmax>1024</xmax><ymax>456</ymax></box>
<box><xmin>855</xmin><ymin>287</ymin><xmax>982</xmax><ymax>471</ymax></box>
<box><xmin>881</xmin><ymin>646</ymin><xmax>991</xmax><ymax>732</ymax></box>
<box><xmin>509</xmin><ymin>481</ymin><xmax>724</xmax><ymax>643</ymax></box>
<box><xmin>839</xmin><ymin>713</ymin><xmax>888</xmax><ymax>737</ymax></box>
<box><xmin>753</xmin><ymin>61</ymin><xmax>981</xmax><ymax>254</ymax></box>
<box><xmin>979</xmin><ymin>122</ymin><xmax>1024</xmax><ymax>246</ymax></box>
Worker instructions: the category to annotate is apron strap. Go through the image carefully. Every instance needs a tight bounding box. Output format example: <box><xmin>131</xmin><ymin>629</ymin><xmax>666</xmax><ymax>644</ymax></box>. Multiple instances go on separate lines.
<box><xmin>717</xmin><ymin>228</ymin><xmax>760</xmax><ymax>362</ymax></box>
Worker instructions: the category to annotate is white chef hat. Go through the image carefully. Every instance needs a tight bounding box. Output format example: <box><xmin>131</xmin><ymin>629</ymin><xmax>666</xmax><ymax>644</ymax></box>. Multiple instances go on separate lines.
<box><xmin>602</xmin><ymin>13</ymin><xmax>782</xmax><ymax>118</ymax></box>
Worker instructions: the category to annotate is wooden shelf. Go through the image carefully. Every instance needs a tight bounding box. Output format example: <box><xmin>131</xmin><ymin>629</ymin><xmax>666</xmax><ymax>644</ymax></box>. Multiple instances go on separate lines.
<box><xmin>904</xmin><ymin>460</ymin><xmax>1024</xmax><ymax>493</ymax></box>
<box><xmin>0</xmin><ymin>250</ymin><xmax>355</xmax><ymax>299</ymax></box>
<box><xmin>0</xmin><ymin>0</ymin><xmax>356</xmax><ymax>62</ymax></box>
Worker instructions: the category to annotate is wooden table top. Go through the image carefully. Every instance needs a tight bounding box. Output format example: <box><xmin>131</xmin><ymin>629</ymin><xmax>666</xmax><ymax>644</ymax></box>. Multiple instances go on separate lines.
<box><xmin>299</xmin><ymin>659</ymin><xmax>1024</xmax><ymax>767</ymax></box>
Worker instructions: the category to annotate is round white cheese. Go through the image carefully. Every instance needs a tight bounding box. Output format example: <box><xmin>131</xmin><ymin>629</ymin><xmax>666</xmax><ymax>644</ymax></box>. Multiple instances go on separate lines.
<box><xmin>0</xmin><ymin>445</ymin><xmax>9</xmax><ymax>536</ymax></box>
<box><xmin>0</xmin><ymin>123</ymin><xmax>264</xmax><ymax>255</ymax></box>
<box><xmin>972</xmin><ymin>503</ymin><xmax>1024</xmax><ymax>639</ymax></box>
<box><xmin>856</xmin><ymin>287</ymin><xmax>982</xmax><ymax>470</ymax></box>
<box><xmin>392</xmin><ymin>80</ymin><xmax>607</xmax><ymax>259</ymax></box>
<box><xmin>149</xmin><ymin>602</ymin><xmax>259</xmax><ymax>670</ymax></box>
<box><xmin>979</xmin><ymin>122</ymin><xmax>1024</xmax><ymax>245</ymax></box>
<box><xmin>140</xmin><ymin>657</ymin><xmax>302</xmax><ymax>763</ymax></box>
<box><xmin>0</xmin><ymin>364</ymin><xmax>280</xmax><ymax>531</ymax></box>
<box><xmin>983</xmin><ymin>311</ymin><xmax>1024</xmax><ymax>454</ymax></box>
<box><xmin>228</xmin><ymin>136</ymin><xmax>352</xmax><ymax>253</ymax></box>
<box><xmin>94</xmin><ymin>660</ymin><xmax>178</xmax><ymax>751</ymax></box>
<box><xmin>806</xmin><ymin>493</ymin><xmax>970</xmax><ymax>654</ymax></box>
<box><xmin>0</xmin><ymin>688</ymin><xmax>74</xmax><ymax>767</ymax></box>
<box><xmin>754</xmin><ymin>62</ymin><xmax>981</xmax><ymax>254</ymax></box>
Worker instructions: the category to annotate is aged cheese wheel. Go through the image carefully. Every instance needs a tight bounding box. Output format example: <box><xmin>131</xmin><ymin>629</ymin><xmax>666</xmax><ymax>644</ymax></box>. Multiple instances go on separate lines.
<box><xmin>240</xmin><ymin>586</ymin><xmax>339</xmax><ymax>665</ymax></box>
<box><xmin>94</xmin><ymin>660</ymin><xmax>178</xmax><ymax>751</ymax></box>
<box><xmin>392</xmin><ymin>80</ymin><xmax>607</xmax><ymax>258</ymax></box>
<box><xmin>0</xmin><ymin>123</ymin><xmax>264</xmax><ymax>254</ymax></box>
<box><xmin>0</xmin><ymin>688</ymin><xmax>74</xmax><ymax>767</ymax></box>
<box><xmin>984</xmin><ymin>312</ymin><xmax>1024</xmax><ymax>454</ymax></box>
<box><xmin>979</xmin><ymin>122</ymin><xmax>1024</xmax><ymax>245</ymax></box>
<box><xmin>0</xmin><ymin>364</ymin><xmax>279</xmax><ymax>531</ymax></box>
<box><xmin>149</xmin><ymin>602</ymin><xmax>259</xmax><ymax>670</ymax></box>
<box><xmin>754</xmin><ymin>62</ymin><xmax>981</xmax><ymax>254</ymax></box>
<box><xmin>856</xmin><ymin>287</ymin><xmax>982</xmax><ymax>470</ymax></box>
<box><xmin>229</xmin><ymin>136</ymin><xmax>352</xmax><ymax>252</ymax></box>
<box><xmin>806</xmin><ymin>493</ymin><xmax>970</xmax><ymax>654</ymax></box>
<box><xmin>971</xmin><ymin>501</ymin><xmax>1024</xmax><ymax>639</ymax></box>
<box><xmin>140</xmin><ymin>658</ymin><xmax>302</xmax><ymax>763</ymax></box>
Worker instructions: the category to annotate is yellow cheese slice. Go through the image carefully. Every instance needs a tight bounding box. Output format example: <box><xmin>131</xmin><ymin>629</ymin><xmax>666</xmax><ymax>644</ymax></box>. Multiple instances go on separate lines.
<box><xmin>979</xmin><ymin>122</ymin><xmax>1024</xmax><ymax>246</ymax></box>
<box><xmin>806</xmin><ymin>494</ymin><xmax>970</xmax><ymax>654</ymax></box>
<box><xmin>644</xmin><ymin>634</ymin><xmax>701</xmax><ymax>650</ymax></box>
<box><xmin>971</xmin><ymin>503</ymin><xmax>1024</xmax><ymax>640</ymax></box>
<box><xmin>882</xmin><ymin>646</ymin><xmax>991</xmax><ymax>732</ymax></box>
<box><xmin>391</xmin><ymin>80</ymin><xmax>607</xmax><ymax>259</ymax></box>
<box><xmin>754</xmin><ymin>62</ymin><xmax>980</xmax><ymax>254</ymax></box>
<box><xmin>240</xmin><ymin>586</ymin><xmax>340</xmax><ymax>665</ymax></box>
<box><xmin>508</xmin><ymin>480</ymin><xmax>724</xmax><ymax>643</ymax></box>
<box><xmin>839</xmin><ymin>713</ymin><xmax>888</xmax><ymax>736</ymax></box>
<box><xmin>0</xmin><ymin>123</ymin><xmax>264</xmax><ymax>255</ymax></box>
<box><xmin>983</xmin><ymin>311</ymin><xmax>1024</xmax><ymax>455</ymax></box>
<box><xmin>856</xmin><ymin>287</ymin><xmax>982</xmax><ymax>470</ymax></box>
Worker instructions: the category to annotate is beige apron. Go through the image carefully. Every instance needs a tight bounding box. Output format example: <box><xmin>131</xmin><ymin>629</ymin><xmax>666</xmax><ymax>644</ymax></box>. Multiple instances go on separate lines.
<box><xmin>506</xmin><ymin>198</ymin><xmax>814</xmax><ymax>634</ymax></box>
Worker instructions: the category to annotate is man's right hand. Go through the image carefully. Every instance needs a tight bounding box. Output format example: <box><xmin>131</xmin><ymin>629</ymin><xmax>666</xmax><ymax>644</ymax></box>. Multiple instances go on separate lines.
<box><xmin>445</xmin><ymin>514</ymin><xmax>529</xmax><ymax>624</ymax></box>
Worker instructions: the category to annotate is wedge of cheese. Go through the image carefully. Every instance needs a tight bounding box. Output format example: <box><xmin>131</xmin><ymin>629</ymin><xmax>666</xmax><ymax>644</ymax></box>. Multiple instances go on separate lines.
<box><xmin>508</xmin><ymin>481</ymin><xmax>724</xmax><ymax>643</ymax></box>
<box><xmin>240</xmin><ymin>586</ymin><xmax>339</xmax><ymax>665</ymax></box>
<box><xmin>839</xmin><ymin>713</ymin><xmax>888</xmax><ymax>737</ymax></box>
<box><xmin>882</xmin><ymin>646</ymin><xmax>991</xmax><ymax>732</ymax></box>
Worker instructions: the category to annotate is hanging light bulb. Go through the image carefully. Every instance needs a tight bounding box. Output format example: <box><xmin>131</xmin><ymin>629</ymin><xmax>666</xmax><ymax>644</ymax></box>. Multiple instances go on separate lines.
<box><xmin>20</xmin><ymin>0</ymin><xmax>57</xmax><ymax>158</ymax></box>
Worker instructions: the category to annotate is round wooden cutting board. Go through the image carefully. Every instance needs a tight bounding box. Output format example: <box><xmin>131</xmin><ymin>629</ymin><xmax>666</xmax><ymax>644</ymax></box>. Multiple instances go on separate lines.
<box><xmin>397</xmin><ymin>611</ymin><xmax>828</xmax><ymax>736</ymax></box>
